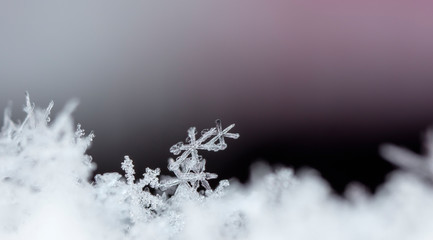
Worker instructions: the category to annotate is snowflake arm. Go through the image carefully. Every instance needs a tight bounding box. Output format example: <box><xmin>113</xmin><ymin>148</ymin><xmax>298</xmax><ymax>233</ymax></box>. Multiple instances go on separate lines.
<box><xmin>138</xmin><ymin>167</ymin><xmax>161</xmax><ymax>189</ymax></box>
<box><xmin>381</xmin><ymin>128</ymin><xmax>433</xmax><ymax>179</ymax></box>
<box><xmin>121</xmin><ymin>156</ymin><xmax>135</xmax><ymax>185</ymax></box>
<box><xmin>169</xmin><ymin>120</ymin><xmax>239</xmax><ymax>170</ymax></box>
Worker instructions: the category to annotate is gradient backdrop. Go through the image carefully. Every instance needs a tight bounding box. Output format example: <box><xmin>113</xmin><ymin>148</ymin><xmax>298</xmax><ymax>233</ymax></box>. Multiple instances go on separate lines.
<box><xmin>2</xmin><ymin>1</ymin><xmax>433</xmax><ymax>193</ymax></box>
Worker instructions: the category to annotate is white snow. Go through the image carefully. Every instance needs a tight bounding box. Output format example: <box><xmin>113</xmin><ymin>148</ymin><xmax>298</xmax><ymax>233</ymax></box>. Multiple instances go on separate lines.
<box><xmin>1</xmin><ymin>95</ymin><xmax>433</xmax><ymax>240</ymax></box>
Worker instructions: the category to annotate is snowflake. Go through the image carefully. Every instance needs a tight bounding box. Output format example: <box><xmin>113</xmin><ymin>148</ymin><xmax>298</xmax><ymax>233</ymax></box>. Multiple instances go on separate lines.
<box><xmin>381</xmin><ymin>128</ymin><xmax>433</xmax><ymax>180</ymax></box>
<box><xmin>161</xmin><ymin>120</ymin><xmax>239</xmax><ymax>192</ymax></box>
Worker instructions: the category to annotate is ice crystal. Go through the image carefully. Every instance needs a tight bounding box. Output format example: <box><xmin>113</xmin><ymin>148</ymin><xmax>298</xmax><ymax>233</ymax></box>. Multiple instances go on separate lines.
<box><xmin>162</xmin><ymin>120</ymin><xmax>239</xmax><ymax>193</ymax></box>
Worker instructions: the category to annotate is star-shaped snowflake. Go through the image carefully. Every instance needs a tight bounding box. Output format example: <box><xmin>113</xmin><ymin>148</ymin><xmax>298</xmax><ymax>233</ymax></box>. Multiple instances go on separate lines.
<box><xmin>163</xmin><ymin>120</ymin><xmax>239</xmax><ymax>192</ymax></box>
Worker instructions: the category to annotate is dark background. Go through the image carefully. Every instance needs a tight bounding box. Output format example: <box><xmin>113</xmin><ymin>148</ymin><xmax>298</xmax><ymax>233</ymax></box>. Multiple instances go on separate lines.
<box><xmin>1</xmin><ymin>1</ymin><xmax>433</xmax><ymax>194</ymax></box>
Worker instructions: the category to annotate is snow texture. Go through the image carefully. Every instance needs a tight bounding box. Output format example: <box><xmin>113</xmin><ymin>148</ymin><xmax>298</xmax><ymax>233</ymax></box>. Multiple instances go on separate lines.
<box><xmin>1</xmin><ymin>95</ymin><xmax>433</xmax><ymax>240</ymax></box>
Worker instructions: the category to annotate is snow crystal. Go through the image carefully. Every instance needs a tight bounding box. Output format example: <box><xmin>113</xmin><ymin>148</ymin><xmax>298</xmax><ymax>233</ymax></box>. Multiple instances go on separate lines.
<box><xmin>162</xmin><ymin>120</ymin><xmax>239</xmax><ymax>193</ymax></box>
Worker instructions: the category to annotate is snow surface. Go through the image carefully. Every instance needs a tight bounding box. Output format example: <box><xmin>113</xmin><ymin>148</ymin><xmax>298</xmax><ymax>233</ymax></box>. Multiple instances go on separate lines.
<box><xmin>1</xmin><ymin>95</ymin><xmax>433</xmax><ymax>240</ymax></box>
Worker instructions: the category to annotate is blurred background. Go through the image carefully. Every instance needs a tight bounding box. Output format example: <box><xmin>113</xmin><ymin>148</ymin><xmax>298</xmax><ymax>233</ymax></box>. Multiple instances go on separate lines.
<box><xmin>1</xmin><ymin>0</ymin><xmax>433</xmax><ymax>194</ymax></box>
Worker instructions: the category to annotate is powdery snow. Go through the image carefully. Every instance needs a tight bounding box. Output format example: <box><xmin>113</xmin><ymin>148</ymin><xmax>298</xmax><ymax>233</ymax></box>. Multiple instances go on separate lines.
<box><xmin>1</xmin><ymin>95</ymin><xmax>432</xmax><ymax>240</ymax></box>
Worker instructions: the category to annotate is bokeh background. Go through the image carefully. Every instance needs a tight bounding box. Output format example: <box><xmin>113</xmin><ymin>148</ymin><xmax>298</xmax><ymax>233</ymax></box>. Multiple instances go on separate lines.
<box><xmin>2</xmin><ymin>0</ymin><xmax>433</xmax><ymax>194</ymax></box>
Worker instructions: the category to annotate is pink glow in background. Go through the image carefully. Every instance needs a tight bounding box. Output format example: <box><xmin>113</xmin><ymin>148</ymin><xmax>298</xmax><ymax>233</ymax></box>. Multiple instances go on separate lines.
<box><xmin>1</xmin><ymin>1</ymin><xmax>433</xmax><ymax>190</ymax></box>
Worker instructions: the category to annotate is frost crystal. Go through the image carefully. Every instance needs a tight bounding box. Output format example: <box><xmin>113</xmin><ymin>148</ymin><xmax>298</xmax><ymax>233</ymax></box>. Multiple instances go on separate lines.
<box><xmin>162</xmin><ymin>120</ymin><xmax>239</xmax><ymax>193</ymax></box>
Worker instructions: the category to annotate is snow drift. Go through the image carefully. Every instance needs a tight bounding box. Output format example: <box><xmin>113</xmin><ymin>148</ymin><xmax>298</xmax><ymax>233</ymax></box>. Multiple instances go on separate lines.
<box><xmin>1</xmin><ymin>95</ymin><xmax>432</xmax><ymax>240</ymax></box>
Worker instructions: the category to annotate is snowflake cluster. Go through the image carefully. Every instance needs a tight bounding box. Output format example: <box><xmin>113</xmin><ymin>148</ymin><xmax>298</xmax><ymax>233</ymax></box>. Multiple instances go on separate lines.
<box><xmin>93</xmin><ymin>118</ymin><xmax>240</xmax><ymax>227</ymax></box>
